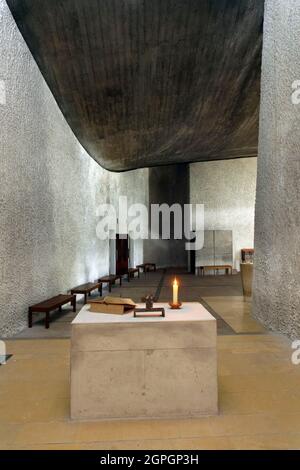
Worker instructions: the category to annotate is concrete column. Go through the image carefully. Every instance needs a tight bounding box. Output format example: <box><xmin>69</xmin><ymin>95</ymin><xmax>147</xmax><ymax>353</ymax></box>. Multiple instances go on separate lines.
<box><xmin>253</xmin><ymin>0</ymin><xmax>300</xmax><ymax>338</ymax></box>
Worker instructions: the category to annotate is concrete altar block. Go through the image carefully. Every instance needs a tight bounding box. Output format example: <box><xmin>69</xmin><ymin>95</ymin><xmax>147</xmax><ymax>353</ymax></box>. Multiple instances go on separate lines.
<box><xmin>71</xmin><ymin>302</ymin><xmax>218</xmax><ymax>420</ymax></box>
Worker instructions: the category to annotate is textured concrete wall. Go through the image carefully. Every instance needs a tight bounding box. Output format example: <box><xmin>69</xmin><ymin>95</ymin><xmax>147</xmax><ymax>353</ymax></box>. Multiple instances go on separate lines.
<box><xmin>0</xmin><ymin>1</ymin><xmax>147</xmax><ymax>337</ymax></box>
<box><xmin>109</xmin><ymin>168</ymin><xmax>148</xmax><ymax>270</ymax></box>
<box><xmin>253</xmin><ymin>0</ymin><xmax>300</xmax><ymax>338</ymax></box>
<box><xmin>144</xmin><ymin>164</ymin><xmax>189</xmax><ymax>268</ymax></box>
<box><xmin>190</xmin><ymin>158</ymin><xmax>257</xmax><ymax>270</ymax></box>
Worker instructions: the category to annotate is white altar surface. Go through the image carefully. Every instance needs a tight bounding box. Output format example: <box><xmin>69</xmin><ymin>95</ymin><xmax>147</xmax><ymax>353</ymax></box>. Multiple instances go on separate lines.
<box><xmin>72</xmin><ymin>302</ymin><xmax>215</xmax><ymax>324</ymax></box>
<box><xmin>71</xmin><ymin>302</ymin><xmax>218</xmax><ymax>420</ymax></box>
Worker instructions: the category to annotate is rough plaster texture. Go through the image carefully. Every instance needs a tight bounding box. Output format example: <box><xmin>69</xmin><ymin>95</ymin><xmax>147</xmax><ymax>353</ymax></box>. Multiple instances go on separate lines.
<box><xmin>0</xmin><ymin>1</ymin><xmax>147</xmax><ymax>337</ymax></box>
<box><xmin>190</xmin><ymin>158</ymin><xmax>257</xmax><ymax>270</ymax></box>
<box><xmin>253</xmin><ymin>0</ymin><xmax>300</xmax><ymax>338</ymax></box>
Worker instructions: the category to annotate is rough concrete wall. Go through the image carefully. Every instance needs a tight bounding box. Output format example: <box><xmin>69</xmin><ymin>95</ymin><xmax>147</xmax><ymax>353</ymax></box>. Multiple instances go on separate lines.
<box><xmin>0</xmin><ymin>1</ymin><xmax>147</xmax><ymax>337</ymax></box>
<box><xmin>190</xmin><ymin>158</ymin><xmax>257</xmax><ymax>270</ymax></box>
<box><xmin>253</xmin><ymin>0</ymin><xmax>300</xmax><ymax>339</ymax></box>
<box><xmin>144</xmin><ymin>164</ymin><xmax>189</xmax><ymax>268</ymax></box>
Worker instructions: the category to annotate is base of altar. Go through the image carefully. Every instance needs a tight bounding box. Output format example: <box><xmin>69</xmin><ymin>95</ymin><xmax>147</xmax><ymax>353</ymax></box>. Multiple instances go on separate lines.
<box><xmin>71</xmin><ymin>302</ymin><xmax>218</xmax><ymax>420</ymax></box>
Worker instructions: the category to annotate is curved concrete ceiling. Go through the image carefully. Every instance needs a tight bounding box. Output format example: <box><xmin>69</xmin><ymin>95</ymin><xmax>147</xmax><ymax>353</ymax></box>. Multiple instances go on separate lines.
<box><xmin>7</xmin><ymin>0</ymin><xmax>264</xmax><ymax>171</ymax></box>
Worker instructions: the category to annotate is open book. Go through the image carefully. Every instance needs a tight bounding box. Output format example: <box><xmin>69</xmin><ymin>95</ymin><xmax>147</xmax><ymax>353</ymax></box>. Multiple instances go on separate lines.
<box><xmin>89</xmin><ymin>296</ymin><xmax>136</xmax><ymax>315</ymax></box>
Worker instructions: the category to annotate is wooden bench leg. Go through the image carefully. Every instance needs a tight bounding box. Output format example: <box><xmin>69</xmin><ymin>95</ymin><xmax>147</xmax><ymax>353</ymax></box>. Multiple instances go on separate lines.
<box><xmin>119</xmin><ymin>276</ymin><xmax>122</xmax><ymax>286</ymax></box>
<box><xmin>98</xmin><ymin>284</ymin><xmax>103</xmax><ymax>296</ymax></box>
<box><xmin>45</xmin><ymin>312</ymin><xmax>50</xmax><ymax>329</ymax></box>
<box><xmin>109</xmin><ymin>282</ymin><xmax>112</xmax><ymax>293</ymax></box>
<box><xmin>84</xmin><ymin>293</ymin><xmax>87</xmax><ymax>304</ymax></box>
<box><xmin>28</xmin><ymin>308</ymin><xmax>33</xmax><ymax>328</ymax></box>
<box><xmin>72</xmin><ymin>296</ymin><xmax>76</xmax><ymax>312</ymax></box>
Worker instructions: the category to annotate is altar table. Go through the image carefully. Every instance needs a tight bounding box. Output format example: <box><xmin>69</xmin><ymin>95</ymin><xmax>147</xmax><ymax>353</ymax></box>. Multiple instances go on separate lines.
<box><xmin>70</xmin><ymin>302</ymin><xmax>218</xmax><ymax>420</ymax></box>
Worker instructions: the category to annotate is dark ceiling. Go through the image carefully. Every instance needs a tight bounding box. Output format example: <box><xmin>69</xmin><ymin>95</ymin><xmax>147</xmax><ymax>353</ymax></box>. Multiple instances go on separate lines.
<box><xmin>7</xmin><ymin>0</ymin><xmax>264</xmax><ymax>171</ymax></box>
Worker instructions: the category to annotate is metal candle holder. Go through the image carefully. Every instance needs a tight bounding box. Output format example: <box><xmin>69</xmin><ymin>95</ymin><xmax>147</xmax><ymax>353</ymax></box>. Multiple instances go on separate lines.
<box><xmin>168</xmin><ymin>302</ymin><xmax>182</xmax><ymax>310</ymax></box>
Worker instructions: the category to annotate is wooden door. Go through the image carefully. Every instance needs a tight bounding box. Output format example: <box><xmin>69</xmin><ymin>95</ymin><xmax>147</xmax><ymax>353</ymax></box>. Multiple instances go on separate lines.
<box><xmin>189</xmin><ymin>232</ymin><xmax>196</xmax><ymax>274</ymax></box>
<box><xmin>116</xmin><ymin>234</ymin><xmax>129</xmax><ymax>275</ymax></box>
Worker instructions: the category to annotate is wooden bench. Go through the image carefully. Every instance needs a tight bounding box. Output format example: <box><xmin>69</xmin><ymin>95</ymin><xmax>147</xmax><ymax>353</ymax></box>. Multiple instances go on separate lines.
<box><xmin>127</xmin><ymin>267</ymin><xmax>140</xmax><ymax>282</ymax></box>
<box><xmin>71</xmin><ymin>282</ymin><xmax>102</xmax><ymax>304</ymax></box>
<box><xmin>28</xmin><ymin>294</ymin><xmax>76</xmax><ymax>329</ymax></box>
<box><xmin>137</xmin><ymin>263</ymin><xmax>157</xmax><ymax>274</ymax></box>
<box><xmin>197</xmin><ymin>265</ymin><xmax>233</xmax><ymax>276</ymax></box>
<box><xmin>146</xmin><ymin>263</ymin><xmax>156</xmax><ymax>272</ymax></box>
<box><xmin>98</xmin><ymin>275</ymin><xmax>122</xmax><ymax>292</ymax></box>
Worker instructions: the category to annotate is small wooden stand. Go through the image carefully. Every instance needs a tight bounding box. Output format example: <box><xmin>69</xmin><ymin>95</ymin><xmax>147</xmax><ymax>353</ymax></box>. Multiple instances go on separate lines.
<box><xmin>134</xmin><ymin>307</ymin><xmax>165</xmax><ymax>318</ymax></box>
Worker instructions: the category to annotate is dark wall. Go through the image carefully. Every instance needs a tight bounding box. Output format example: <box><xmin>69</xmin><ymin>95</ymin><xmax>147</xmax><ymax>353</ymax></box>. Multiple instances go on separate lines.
<box><xmin>144</xmin><ymin>164</ymin><xmax>189</xmax><ymax>268</ymax></box>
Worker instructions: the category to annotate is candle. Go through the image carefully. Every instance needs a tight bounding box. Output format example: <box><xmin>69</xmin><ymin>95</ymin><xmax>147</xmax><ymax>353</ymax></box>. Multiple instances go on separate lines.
<box><xmin>173</xmin><ymin>278</ymin><xmax>179</xmax><ymax>305</ymax></box>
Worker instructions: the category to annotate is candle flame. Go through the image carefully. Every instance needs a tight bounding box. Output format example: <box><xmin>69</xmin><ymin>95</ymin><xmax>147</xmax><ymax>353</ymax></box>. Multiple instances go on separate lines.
<box><xmin>173</xmin><ymin>278</ymin><xmax>178</xmax><ymax>287</ymax></box>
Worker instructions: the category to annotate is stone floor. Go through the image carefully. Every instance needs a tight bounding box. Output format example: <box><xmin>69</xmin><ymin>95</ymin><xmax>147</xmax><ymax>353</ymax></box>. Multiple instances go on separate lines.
<box><xmin>1</xmin><ymin>269</ymin><xmax>300</xmax><ymax>449</ymax></box>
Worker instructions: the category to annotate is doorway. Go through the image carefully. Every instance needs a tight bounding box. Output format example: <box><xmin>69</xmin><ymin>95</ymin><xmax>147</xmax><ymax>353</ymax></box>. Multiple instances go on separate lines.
<box><xmin>116</xmin><ymin>234</ymin><xmax>129</xmax><ymax>275</ymax></box>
